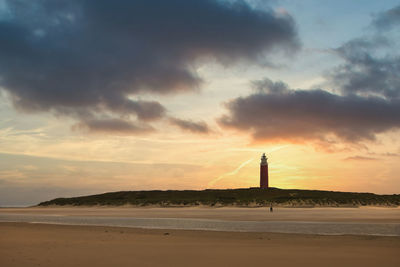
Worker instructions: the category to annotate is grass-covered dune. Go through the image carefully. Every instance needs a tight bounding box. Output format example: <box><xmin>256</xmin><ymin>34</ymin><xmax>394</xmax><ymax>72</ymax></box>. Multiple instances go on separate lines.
<box><xmin>38</xmin><ymin>188</ymin><xmax>400</xmax><ymax>207</ymax></box>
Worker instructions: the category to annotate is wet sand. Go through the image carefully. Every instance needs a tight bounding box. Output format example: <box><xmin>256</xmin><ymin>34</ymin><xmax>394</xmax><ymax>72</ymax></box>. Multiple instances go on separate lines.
<box><xmin>1</xmin><ymin>222</ymin><xmax>399</xmax><ymax>267</ymax></box>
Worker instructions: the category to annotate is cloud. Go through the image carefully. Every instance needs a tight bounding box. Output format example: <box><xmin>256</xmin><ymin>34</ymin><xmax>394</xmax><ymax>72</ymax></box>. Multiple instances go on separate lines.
<box><xmin>343</xmin><ymin>156</ymin><xmax>378</xmax><ymax>161</ymax></box>
<box><xmin>328</xmin><ymin>37</ymin><xmax>400</xmax><ymax>99</ymax></box>
<box><xmin>218</xmin><ymin>78</ymin><xmax>400</xmax><ymax>144</ymax></box>
<box><xmin>72</xmin><ymin>118</ymin><xmax>154</xmax><ymax>134</ymax></box>
<box><xmin>169</xmin><ymin>117</ymin><xmax>210</xmax><ymax>134</ymax></box>
<box><xmin>326</xmin><ymin>5</ymin><xmax>400</xmax><ymax>100</ymax></box>
<box><xmin>100</xmin><ymin>99</ymin><xmax>166</xmax><ymax>121</ymax></box>
<box><xmin>0</xmin><ymin>0</ymin><xmax>299</xmax><ymax>134</ymax></box>
<box><xmin>372</xmin><ymin>5</ymin><xmax>400</xmax><ymax>30</ymax></box>
<box><xmin>219</xmin><ymin>5</ymin><xmax>400</xmax><ymax>146</ymax></box>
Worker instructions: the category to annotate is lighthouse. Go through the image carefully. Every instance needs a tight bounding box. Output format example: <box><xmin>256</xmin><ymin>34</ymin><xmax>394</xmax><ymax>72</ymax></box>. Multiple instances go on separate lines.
<box><xmin>260</xmin><ymin>153</ymin><xmax>269</xmax><ymax>189</ymax></box>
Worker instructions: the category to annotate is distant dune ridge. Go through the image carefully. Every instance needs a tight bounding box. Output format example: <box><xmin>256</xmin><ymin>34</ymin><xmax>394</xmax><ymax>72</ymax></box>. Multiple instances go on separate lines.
<box><xmin>38</xmin><ymin>188</ymin><xmax>400</xmax><ymax>207</ymax></box>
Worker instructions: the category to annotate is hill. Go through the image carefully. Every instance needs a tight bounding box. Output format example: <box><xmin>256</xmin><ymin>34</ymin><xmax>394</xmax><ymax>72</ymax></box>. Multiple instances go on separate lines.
<box><xmin>38</xmin><ymin>188</ymin><xmax>400</xmax><ymax>207</ymax></box>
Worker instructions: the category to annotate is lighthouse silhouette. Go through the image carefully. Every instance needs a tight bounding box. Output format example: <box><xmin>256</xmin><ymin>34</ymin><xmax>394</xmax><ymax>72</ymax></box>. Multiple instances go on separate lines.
<box><xmin>260</xmin><ymin>153</ymin><xmax>269</xmax><ymax>189</ymax></box>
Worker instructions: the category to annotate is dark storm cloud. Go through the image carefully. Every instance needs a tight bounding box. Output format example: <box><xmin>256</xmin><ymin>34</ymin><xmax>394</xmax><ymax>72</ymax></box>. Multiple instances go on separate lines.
<box><xmin>0</xmin><ymin>0</ymin><xmax>299</xmax><ymax>133</ymax></box>
<box><xmin>169</xmin><ymin>117</ymin><xmax>210</xmax><ymax>134</ymax></box>
<box><xmin>218</xmin><ymin>79</ymin><xmax>400</xmax><ymax>143</ymax></box>
<box><xmin>372</xmin><ymin>5</ymin><xmax>400</xmax><ymax>30</ymax></box>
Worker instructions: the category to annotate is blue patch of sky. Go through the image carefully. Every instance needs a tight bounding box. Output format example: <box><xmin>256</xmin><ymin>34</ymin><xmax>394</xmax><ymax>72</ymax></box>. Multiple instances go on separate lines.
<box><xmin>274</xmin><ymin>0</ymin><xmax>399</xmax><ymax>49</ymax></box>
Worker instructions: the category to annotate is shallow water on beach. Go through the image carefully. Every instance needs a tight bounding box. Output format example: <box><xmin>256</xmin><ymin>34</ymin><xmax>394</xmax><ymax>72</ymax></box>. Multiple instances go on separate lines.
<box><xmin>1</xmin><ymin>213</ymin><xmax>399</xmax><ymax>236</ymax></box>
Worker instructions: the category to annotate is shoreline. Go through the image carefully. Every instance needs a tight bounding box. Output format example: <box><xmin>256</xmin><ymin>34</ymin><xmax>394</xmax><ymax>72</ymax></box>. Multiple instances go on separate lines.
<box><xmin>2</xmin><ymin>221</ymin><xmax>400</xmax><ymax>238</ymax></box>
<box><xmin>1</xmin><ymin>206</ymin><xmax>399</xmax><ymax>236</ymax></box>
<box><xmin>1</xmin><ymin>206</ymin><xmax>398</xmax><ymax>222</ymax></box>
<box><xmin>1</xmin><ymin>221</ymin><xmax>400</xmax><ymax>237</ymax></box>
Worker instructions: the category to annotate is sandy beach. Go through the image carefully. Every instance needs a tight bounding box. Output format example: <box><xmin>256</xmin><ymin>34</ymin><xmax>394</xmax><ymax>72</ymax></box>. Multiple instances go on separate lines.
<box><xmin>0</xmin><ymin>221</ymin><xmax>399</xmax><ymax>267</ymax></box>
<box><xmin>0</xmin><ymin>207</ymin><xmax>399</xmax><ymax>266</ymax></box>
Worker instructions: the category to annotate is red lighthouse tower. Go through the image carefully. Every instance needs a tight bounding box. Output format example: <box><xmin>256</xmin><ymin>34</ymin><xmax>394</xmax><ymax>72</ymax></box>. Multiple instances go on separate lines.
<box><xmin>260</xmin><ymin>153</ymin><xmax>269</xmax><ymax>189</ymax></box>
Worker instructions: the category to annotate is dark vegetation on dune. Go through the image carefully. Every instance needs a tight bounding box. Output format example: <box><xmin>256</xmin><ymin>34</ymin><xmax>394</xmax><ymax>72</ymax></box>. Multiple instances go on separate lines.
<box><xmin>38</xmin><ymin>188</ymin><xmax>400</xmax><ymax>207</ymax></box>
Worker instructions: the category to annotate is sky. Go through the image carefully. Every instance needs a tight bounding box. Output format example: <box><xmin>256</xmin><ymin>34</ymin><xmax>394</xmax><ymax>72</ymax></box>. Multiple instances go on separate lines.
<box><xmin>0</xmin><ymin>0</ymin><xmax>399</xmax><ymax>206</ymax></box>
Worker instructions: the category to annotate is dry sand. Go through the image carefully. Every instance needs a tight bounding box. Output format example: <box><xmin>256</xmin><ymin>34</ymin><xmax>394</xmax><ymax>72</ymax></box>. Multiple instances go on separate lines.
<box><xmin>1</xmin><ymin>222</ymin><xmax>399</xmax><ymax>267</ymax></box>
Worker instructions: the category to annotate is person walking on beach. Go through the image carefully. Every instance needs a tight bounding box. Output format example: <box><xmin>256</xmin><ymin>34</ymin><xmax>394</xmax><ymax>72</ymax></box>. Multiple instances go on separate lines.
<box><xmin>270</xmin><ymin>203</ymin><xmax>273</xmax><ymax>212</ymax></box>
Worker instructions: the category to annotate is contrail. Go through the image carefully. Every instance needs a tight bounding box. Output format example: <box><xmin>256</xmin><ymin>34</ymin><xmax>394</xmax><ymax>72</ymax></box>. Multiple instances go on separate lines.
<box><xmin>208</xmin><ymin>158</ymin><xmax>254</xmax><ymax>187</ymax></box>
